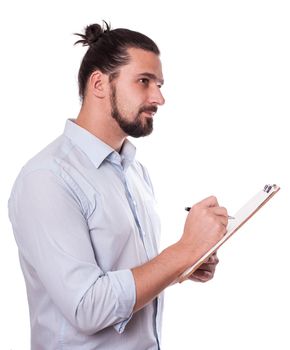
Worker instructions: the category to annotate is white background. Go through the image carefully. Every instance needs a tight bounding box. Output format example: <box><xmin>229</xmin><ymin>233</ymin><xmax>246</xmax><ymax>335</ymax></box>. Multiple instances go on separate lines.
<box><xmin>1</xmin><ymin>1</ymin><xmax>289</xmax><ymax>349</ymax></box>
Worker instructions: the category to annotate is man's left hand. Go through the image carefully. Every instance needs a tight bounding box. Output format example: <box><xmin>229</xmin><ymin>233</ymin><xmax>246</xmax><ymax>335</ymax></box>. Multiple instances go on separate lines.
<box><xmin>188</xmin><ymin>252</ymin><xmax>219</xmax><ymax>283</ymax></box>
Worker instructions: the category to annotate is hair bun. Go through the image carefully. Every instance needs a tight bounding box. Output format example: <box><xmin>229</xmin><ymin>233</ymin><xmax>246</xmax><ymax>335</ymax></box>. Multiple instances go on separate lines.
<box><xmin>74</xmin><ymin>21</ymin><xmax>111</xmax><ymax>47</ymax></box>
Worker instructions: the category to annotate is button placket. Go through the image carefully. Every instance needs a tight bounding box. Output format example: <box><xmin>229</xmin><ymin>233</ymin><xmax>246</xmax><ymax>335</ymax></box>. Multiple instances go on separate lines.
<box><xmin>108</xmin><ymin>158</ymin><xmax>149</xmax><ymax>260</ymax></box>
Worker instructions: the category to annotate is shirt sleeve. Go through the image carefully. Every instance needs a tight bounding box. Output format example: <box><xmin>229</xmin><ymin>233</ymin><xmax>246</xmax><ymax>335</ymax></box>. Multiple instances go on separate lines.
<box><xmin>8</xmin><ymin>169</ymin><xmax>136</xmax><ymax>335</ymax></box>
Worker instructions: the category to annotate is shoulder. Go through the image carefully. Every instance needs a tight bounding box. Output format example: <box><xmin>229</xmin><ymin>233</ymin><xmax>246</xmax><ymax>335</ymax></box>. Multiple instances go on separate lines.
<box><xmin>10</xmin><ymin>134</ymin><xmax>77</xmax><ymax>200</ymax></box>
<box><xmin>19</xmin><ymin>134</ymin><xmax>73</xmax><ymax>177</ymax></box>
<box><xmin>9</xmin><ymin>134</ymin><xmax>97</xmax><ymax>217</ymax></box>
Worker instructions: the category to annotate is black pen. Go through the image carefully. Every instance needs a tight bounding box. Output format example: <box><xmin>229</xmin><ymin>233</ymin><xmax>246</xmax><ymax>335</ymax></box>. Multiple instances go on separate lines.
<box><xmin>184</xmin><ymin>207</ymin><xmax>235</xmax><ymax>220</ymax></box>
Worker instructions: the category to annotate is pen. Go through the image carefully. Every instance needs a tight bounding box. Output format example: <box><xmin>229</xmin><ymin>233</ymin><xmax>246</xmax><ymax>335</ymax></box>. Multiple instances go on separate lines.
<box><xmin>184</xmin><ymin>207</ymin><xmax>235</xmax><ymax>220</ymax></box>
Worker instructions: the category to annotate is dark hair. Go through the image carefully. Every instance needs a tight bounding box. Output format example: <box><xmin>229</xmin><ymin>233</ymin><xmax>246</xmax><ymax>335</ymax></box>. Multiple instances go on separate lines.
<box><xmin>74</xmin><ymin>21</ymin><xmax>160</xmax><ymax>101</ymax></box>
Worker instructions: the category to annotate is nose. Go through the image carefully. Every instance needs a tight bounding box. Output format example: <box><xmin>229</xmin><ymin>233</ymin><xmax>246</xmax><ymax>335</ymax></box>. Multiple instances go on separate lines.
<box><xmin>149</xmin><ymin>85</ymin><xmax>165</xmax><ymax>106</ymax></box>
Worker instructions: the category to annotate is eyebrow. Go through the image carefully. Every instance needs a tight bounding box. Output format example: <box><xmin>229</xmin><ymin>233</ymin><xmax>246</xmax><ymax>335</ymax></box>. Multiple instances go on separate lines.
<box><xmin>138</xmin><ymin>72</ymin><xmax>164</xmax><ymax>85</ymax></box>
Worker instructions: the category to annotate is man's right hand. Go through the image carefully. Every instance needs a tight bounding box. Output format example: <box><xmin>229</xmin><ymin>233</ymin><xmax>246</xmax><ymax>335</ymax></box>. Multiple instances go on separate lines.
<box><xmin>180</xmin><ymin>196</ymin><xmax>228</xmax><ymax>264</ymax></box>
<box><xmin>132</xmin><ymin>195</ymin><xmax>228</xmax><ymax>312</ymax></box>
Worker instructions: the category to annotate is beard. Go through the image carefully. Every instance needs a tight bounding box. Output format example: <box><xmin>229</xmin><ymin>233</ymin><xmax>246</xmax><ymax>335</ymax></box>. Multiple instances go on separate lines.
<box><xmin>110</xmin><ymin>85</ymin><xmax>157</xmax><ymax>138</ymax></box>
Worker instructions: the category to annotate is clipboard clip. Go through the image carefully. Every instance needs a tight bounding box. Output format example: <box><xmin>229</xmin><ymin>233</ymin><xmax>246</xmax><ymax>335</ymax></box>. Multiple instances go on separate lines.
<box><xmin>263</xmin><ymin>184</ymin><xmax>278</xmax><ymax>193</ymax></box>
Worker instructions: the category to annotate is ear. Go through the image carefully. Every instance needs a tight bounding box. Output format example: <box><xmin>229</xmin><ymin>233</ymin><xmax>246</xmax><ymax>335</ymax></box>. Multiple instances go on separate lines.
<box><xmin>88</xmin><ymin>70</ymin><xmax>108</xmax><ymax>98</ymax></box>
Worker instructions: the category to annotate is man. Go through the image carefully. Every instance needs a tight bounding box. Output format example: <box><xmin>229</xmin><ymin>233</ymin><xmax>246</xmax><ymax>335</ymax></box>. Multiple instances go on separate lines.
<box><xmin>8</xmin><ymin>22</ymin><xmax>228</xmax><ymax>349</ymax></box>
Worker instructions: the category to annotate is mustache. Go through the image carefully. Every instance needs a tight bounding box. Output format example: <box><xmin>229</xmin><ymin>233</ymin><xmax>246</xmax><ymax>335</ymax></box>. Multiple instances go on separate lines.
<box><xmin>139</xmin><ymin>105</ymin><xmax>158</xmax><ymax>114</ymax></box>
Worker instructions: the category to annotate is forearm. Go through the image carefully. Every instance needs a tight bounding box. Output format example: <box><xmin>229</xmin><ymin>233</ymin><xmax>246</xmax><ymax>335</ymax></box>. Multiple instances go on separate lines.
<box><xmin>131</xmin><ymin>241</ymin><xmax>198</xmax><ymax>312</ymax></box>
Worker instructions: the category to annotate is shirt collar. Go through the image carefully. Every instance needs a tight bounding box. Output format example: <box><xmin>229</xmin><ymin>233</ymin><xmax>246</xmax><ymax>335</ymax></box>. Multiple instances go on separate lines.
<box><xmin>63</xmin><ymin>119</ymin><xmax>136</xmax><ymax>169</ymax></box>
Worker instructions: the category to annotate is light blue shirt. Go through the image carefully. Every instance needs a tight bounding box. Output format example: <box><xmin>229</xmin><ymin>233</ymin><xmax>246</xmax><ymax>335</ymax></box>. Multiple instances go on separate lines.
<box><xmin>8</xmin><ymin>119</ymin><xmax>163</xmax><ymax>350</ymax></box>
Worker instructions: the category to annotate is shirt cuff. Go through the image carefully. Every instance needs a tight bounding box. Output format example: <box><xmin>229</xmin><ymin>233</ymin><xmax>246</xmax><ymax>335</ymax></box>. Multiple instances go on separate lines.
<box><xmin>107</xmin><ymin>269</ymin><xmax>136</xmax><ymax>334</ymax></box>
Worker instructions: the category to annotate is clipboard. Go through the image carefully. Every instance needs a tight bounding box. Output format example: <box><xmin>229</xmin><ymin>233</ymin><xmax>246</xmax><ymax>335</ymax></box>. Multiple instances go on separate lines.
<box><xmin>179</xmin><ymin>184</ymin><xmax>280</xmax><ymax>283</ymax></box>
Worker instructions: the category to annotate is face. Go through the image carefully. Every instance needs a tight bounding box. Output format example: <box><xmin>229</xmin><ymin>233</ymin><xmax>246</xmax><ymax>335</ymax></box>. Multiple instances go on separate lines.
<box><xmin>109</xmin><ymin>48</ymin><xmax>165</xmax><ymax>138</ymax></box>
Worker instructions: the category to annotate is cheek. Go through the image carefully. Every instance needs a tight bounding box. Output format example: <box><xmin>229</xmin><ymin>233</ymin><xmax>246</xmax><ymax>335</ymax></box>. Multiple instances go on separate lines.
<box><xmin>119</xmin><ymin>96</ymin><xmax>143</xmax><ymax>117</ymax></box>
<box><xmin>114</xmin><ymin>83</ymin><xmax>145</xmax><ymax>116</ymax></box>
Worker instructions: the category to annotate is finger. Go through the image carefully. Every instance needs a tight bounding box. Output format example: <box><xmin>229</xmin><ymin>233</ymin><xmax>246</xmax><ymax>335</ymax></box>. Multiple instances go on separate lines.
<box><xmin>219</xmin><ymin>216</ymin><xmax>228</xmax><ymax>228</ymax></box>
<box><xmin>196</xmin><ymin>263</ymin><xmax>216</xmax><ymax>274</ymax></box>
<box><xmin>198</xmin><ymin>195</ymin><xmax>219</xmax><ymax>208</ymax></box>
<box><xmin>212</xmin><ymin>206</ymin><xmax>228</xmax><ymax>217</ymax></box>
<box><xmin>189</xmin><ymin>275</ymin><xmax>207</xmax><ymax>283</ymax></box>
<box><xmin>198</xmin><ymin>254</ymin><xmax>219</xmax><ymax>272</ymax></box>
<box><xmin>189</xmin><ymin>270</ymin><xmax>213</xmax><ymax>282</ymax></box>
<box><xmin>210</xmin><ymin>208</ymin><xmax>228</xmax><ymax>227</ymax></box>
<box><xmin>205</xmin><ymin>252</ymin><xmax>219</xmax><ymax>265</ymax></box>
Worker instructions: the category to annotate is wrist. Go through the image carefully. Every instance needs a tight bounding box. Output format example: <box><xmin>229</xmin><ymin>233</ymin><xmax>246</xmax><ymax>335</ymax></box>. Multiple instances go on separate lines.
<box><xmin>162</xmin><ymin>241</ymin><xmax>197</xmax><ymax>275</ymax></box>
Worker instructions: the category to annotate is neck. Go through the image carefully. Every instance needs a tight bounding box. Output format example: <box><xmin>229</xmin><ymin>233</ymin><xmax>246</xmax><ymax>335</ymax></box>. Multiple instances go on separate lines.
<box><xmin>75</xmin><ymin>101</ymin><xmax>126</xmax><ymax>152</ymax></box>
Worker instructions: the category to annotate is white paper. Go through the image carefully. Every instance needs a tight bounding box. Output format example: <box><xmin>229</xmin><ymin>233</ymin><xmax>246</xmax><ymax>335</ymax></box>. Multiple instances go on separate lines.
<box><xmin>179</xmin><ymin>184</ymin><xmax>279</xmax><ymax>282</ymax></box>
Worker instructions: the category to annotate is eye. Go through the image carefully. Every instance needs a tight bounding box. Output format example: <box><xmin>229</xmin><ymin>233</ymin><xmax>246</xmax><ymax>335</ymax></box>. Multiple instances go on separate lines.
<box><xmin>139</xmin><ymin>78</ymin><xmax>150</xmax><ymax>85</ymax></box>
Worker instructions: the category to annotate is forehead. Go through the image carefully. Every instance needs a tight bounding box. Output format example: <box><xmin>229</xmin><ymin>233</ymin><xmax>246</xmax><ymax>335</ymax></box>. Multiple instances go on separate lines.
<box><xmin>118</xmin><ymin>47</ymin><xmax>164</xmax><ymax>82</ymax></box>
